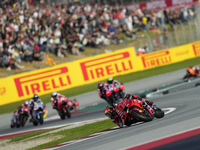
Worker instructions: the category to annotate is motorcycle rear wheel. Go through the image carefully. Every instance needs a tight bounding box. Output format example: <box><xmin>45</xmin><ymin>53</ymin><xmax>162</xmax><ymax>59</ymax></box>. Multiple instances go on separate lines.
<box><xmin>131</xmin><ymin>110</ymin><xmax>154</xmax><ymax>122</ymax></box>
<box><xmin>33</xmin><ymin>121</ymin><xmax>38</xmax><ymax>126</ymax></box>
<box><xmin>60</xmin><ymin>115</ymin><xmax>66</xmax><ymax>120</ymax></box>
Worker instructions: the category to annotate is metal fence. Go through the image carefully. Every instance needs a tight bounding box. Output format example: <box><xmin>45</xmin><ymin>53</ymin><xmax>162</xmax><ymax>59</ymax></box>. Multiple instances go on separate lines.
<box><xmin>122</xmin><ymin>5</ymin><xmax>200</xmax><ymax>54</ymax></box>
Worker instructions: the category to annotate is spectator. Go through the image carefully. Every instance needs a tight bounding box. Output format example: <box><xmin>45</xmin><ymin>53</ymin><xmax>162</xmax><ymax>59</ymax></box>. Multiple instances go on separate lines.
<box><xmin>0</xmin><ymin>1</ymin><xmax>196</xmax><ymax>71</ymax></box>
<box><xmin>137</xmin><ymin>47</ymin><xmax>146</xmax><ymax>56</ymax></box>
<box><xmin>24</xmin><ymin>50</ymin><xmax>33</xmax><ymax>63</ymax></box>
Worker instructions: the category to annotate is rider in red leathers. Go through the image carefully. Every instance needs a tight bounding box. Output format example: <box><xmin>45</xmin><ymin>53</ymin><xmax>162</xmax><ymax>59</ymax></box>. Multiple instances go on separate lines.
<box><xmin>71</xmin><ymin>99</ymin><xmax>79</xmax><ymax>110</ymax></box>
<box><xmin>10</xmin><ymin>100</ymin><xmax>30</xmax><ymax>128</ymax></box>
<box><xmin>104</xmin><ymin>94</ymin><xmax>154</xmax><ymax>127</ymax></box>
<box><xmin>51</xmin><ymin>92</ymin><xmax>73</xmax><ymax>110</ymax></box>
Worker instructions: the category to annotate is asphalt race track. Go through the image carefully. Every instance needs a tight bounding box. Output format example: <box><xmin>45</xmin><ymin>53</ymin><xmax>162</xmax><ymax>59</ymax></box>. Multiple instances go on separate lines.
<box><xmin>1</xmin><ymin>68</ymin><xmax>200</xmax><ymax>150</ymax></box>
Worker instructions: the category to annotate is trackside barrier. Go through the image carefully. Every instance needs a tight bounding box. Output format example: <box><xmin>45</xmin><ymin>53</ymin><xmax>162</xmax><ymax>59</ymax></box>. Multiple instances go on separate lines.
<box><xmin>1</xmin><ymin>41</ymin><xmax>200</xmax><ymax>106</ymax></box>
<box><xmin>146</xmin><ymin>78</ymin><xmax>200</xmax><ymax>98</ymax></box>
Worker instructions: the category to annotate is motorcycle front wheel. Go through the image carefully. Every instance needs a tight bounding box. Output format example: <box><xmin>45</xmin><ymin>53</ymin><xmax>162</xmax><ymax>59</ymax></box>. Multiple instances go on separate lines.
<box><xmin>59</xmin><ymin>111</ymin><xmax>66</xmax><ymax>120</ymax></box>
<box><xmin>131</xmin><ymin>110</ymin><xmax>154</xmax><ymax>122</ymax></box>
<box><xmin>21</xmin><ymin>116</ymin><xmax>25</xmax><ymax>127</ymax></box>
<box><xmin>16</xmin><ymin>119</ymin><xmax>20</xmax><ymax>128</ymax></box>
<box><xmin>153</xmin><ymin>106</ymin><xmax>164</xmax><ymax>118</ymax></box>
<box><xmin>33</xmin><ymin>121</ymin><xmax>38</xmax><ymax>126</ymax></box>
<box><xmin>65</xmin><ymin>107</ymin><xmax>71</xmax><ymax>118</ymax></box>
<box><xmin>39</xmin><ymin>113</ymin><xmax>44</xmax><ymax>125</ymax></box>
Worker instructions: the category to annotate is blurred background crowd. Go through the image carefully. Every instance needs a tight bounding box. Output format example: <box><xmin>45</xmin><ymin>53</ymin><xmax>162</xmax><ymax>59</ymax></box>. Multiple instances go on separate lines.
<box><xmin>0</xmin><ymin>0</ymin><xmax>197</xmax><ymax>70</ymax></box>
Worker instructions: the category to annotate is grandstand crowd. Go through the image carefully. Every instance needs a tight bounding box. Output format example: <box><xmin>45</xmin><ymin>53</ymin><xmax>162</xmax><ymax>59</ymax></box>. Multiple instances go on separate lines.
<box><xmin>0</xmin><ymin>0</ymin><xmax>196</xmax><ymax>70</ymax></box>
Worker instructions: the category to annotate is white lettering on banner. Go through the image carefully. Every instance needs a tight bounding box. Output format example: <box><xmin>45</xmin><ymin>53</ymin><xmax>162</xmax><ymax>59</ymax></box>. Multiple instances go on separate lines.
<box><xmin>146</xmin><ymin>0</ymin><xmax>167</xmax><ymax>10</ymax></box>
<box><xmin>172</xmin><ymin>0</ymin><xmax>193</xmax><ymax>6</ymax></box>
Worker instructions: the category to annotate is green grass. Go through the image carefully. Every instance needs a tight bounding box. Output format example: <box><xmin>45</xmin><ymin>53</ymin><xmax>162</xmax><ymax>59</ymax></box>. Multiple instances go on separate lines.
<box><xmin>8</xmin><ymin>128</ymin><xmax>55</xmax><ymax>143</ymax></box>
<box><xmin>27</xmin><ymin>119</ymin><xmax>116</xmax><ymax>150</ymax></box>
<box><xmin>1</xmin><ymin>56</ymin><xmax>200</xmax><ymax>115</ymax></box>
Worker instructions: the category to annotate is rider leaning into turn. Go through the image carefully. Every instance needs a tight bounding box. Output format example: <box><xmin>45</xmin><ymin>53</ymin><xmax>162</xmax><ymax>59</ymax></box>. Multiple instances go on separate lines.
<box><xmin>98</xmin><ymin>77</ymin><xmax>123</xmax><ymax>106</ymax></box>
<box><xmin>104</xmin><ymin>94</ymin><xmax>154</xmax><ymax>126</ymax></box>
<box><xmin>97</xmin><ymin>81</ymin><xmax>114</xmax><ymax>106</ymax></box>
<box><xmin>105</xmin><ymin>76</ymin><xmax>120</xmax><ymax>87</ymax></box>
<box><xmin>11</xmin><ymin>100</ymin><xmax>29</xmax><ymax>127</ymax></box>
<box><xmin>29</xmin><ymin>94</ymin><xmax>42</xmax><ymax>122</ymax></box>
<box><xmin>187</xmin><ymin>66</ymin><xmax>200</xmax><ymax>77</ymax></box>
<box><xmin>51</xmin><ymin>91</ymin><xmax>72</xmax><ymax>110</ymax></box>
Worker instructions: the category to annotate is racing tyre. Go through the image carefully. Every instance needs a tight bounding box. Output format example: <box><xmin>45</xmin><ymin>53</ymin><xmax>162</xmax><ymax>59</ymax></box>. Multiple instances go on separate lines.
<box><xmin>16</xmin><ymin>119</ymin><xmax>20</xmax><ymax>128</ymax></box>
<box><xmin>39</xmin><ymin>113</ymin><xmax>44</xmax><ymax>125</ymax></box>
<box><xmin>183</xmin><ymin>73</ymin><xmax>191</xmax><ymax>80</ymax></box>
<box><xmin>153</xmin><ymin>106</ymin><xmax>164</xmax><ymax>118</ymax></box>
<box><xmin>10</xmin><ymin>121</ymin><xmax>15</xmax><ymax>128</ymax></box>
<box><xmin>21</xmin><ymin>116</ymin><xmax>25</xmax><ymax>127</ymax></box>
<box><xmin>124</xmin><ymin>119</ymin><xmax>131</xmax><ymax>127</ymax></box>
<box><xmin>60</xmin><ymin>114</ymin><xmax>66</xmax><ymax>120</ymax></box>
<box><xmin>65</xmin><ymin>107</ymin><xmax>71</xmax><ymax>118</ymax></box>
<box><xmin>131</xmin><ymin>110</ymin><xmax>154</xmax><ymax>122</ymax></box>
<box><xmin>33</xmin><ymin>121</ymin><xmax>38</xmax><ymax>126</ymax></box>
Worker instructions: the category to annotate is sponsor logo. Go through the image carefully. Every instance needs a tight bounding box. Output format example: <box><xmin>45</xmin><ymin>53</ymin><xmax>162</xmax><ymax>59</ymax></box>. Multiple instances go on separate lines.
<box><xmin>0</xmin><ymin>87</ymin><xmax>6</xmax><ymax>95</ymax></box>
<box><xmin>142</xmin><ymin>51</ymin><xmax>171</xmax><ymax>68</ymax></box>
<box><xmin>80</xmin><ymin>52</ymin><xmax>133</xmax><ymax>81</ymax></box>
<box><xmin>192</xmin><ymin>42</ymin><xmax>200</xmax><ymax>56</ymax></box>
<box><xmin>172</xmin><ymin>0</ymin><xmax>193</xmax><ymax>6</ymax></box>
<box><xmin>14</xmin><ymin>67</ymin><xmax>71</xmax><ymax>97</ymax></box>
<box><xmin>176</xmin><ymin>50</ymin><xmax>189</xmax><ymax>56</ymax></box>
<box><xmin>146</xmin><ymin>0</ymin><xmax>167</xmax><ymax>10</ymax></box>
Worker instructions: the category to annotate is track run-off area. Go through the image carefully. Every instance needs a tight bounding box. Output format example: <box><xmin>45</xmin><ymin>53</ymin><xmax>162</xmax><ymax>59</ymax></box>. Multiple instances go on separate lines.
<box><xmin>1</xmin><ymin>68</ymin><xmax>200</xmax><ymax>150</ymax></box>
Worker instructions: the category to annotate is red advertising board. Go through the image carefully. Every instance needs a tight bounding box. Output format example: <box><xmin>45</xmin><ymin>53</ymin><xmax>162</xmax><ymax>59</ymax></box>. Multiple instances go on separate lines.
<box><xmin>126</xmin><ymin>0</ymin><xmax>198</xmax><ymax>10</ymax></box>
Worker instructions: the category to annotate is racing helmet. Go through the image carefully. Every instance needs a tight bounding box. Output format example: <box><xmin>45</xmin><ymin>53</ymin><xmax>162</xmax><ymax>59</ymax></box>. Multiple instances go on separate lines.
<box><xmin>107</xmin><ymin>77</ymin><xmax>114</xmax><ymax>84</ymax></box>
<box><xmin>51</xmin><ymin>91</ymin><xmax>58</xmax><ymax>99</ymax></box>
<box><xmin>24</xmin><ymin>100</ymin><xmax>29</xmax><ymax>107</ymax></box>
<box><xmin>33</xmin><ymin>94</ymin><xmax>39</xmax><ymax>102</ymax></box>
<box><xmin>98</xmin><ymin>82</ymin><xmax>104</xmax><ymax>89</ymax></box>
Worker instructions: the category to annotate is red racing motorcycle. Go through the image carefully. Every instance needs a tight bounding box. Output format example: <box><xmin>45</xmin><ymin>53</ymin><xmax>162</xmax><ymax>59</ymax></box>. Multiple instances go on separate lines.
<box><xmin>54</xmin><ymin>97</ymin><xmax>71</xmax><ymax>120</ymax></box>
<box><xmin>106</xmin><ymin>99</ymin><xmax>164</xmax><ymax>127</ymax></box>
<box><xmin>15</xmin><ymin>106</ymin><xmax>29</xmax><ymax>128</ymax></box>
<box><xmin>183</xmin><ymin>66</ymin><xmax>200</xmax><ymax>79</ymax></box>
